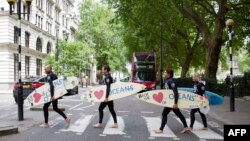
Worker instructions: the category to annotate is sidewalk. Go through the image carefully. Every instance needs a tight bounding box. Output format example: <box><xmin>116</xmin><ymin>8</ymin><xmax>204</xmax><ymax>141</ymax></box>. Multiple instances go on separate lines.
<box><xmin>208</xmin><ymin>96</ymin><xmax>250</xmax><ymax>124</ymax></box>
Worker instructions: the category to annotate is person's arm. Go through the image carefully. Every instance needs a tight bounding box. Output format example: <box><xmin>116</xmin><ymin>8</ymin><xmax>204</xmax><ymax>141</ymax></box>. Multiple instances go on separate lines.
<box><xmin>197</xmin><ymin>83</ymin><xmax>205</xmax><ymax>96</ymax></box>
<box><xmin>105</xmin><ymin>77</ymin><xmax>112</xmax><ymax>98</ymax></box>
<box><xmin>48</xmin><ymin>75</ymin><xmax>55</xmax><ymax>97</ymax></box>
<box><xmin>172</xmin><ymin>82</ymin><xmax>179</xmax><ymax>104</ymax></box>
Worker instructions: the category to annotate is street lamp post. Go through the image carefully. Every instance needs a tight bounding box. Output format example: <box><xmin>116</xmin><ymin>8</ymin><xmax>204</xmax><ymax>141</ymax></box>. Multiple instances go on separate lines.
<box><xmin>55</xmin><ymin>29</ymin><xmax>59</xmax><ymax>61</ymax></box>
<box><xmin>7</xmin><ymin>0</ymin><xmax>33</xmax><ymax>121</ymax></box>
<box><xmin>160</xmin><ymin>18</ymin><xmax>163</xmax><ymax>89</ymax></box>
<box><xmin>226</xmin><ymin>19</ymin><xmax>235</xmax><ymax>112</ymax></box>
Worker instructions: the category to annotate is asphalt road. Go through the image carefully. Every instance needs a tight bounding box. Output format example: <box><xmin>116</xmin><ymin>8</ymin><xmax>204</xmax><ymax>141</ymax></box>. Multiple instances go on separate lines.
<box><xmin>0</xmin><ymin>88</ymin><xmax>224</xmax><ymax>141</ymax></box>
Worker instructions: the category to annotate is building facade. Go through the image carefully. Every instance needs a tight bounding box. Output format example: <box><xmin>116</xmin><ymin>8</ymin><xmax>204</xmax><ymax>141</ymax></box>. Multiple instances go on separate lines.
<box><xmin>0</xmin><ymin>0</ymin><xmax>81</xmax><ymax>90</ymax></box>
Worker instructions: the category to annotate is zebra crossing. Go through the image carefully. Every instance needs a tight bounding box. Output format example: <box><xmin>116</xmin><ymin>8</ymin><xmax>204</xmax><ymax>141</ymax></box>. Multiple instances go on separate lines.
<box><xmin>48</xmin><ymin>113</ymin><xmax>223</xmax><ymax>140</ymax></box>
<box><xmin>175</xmin><ymin>117</ymin><xmax>223</xmax><ymax>140</ymax></box>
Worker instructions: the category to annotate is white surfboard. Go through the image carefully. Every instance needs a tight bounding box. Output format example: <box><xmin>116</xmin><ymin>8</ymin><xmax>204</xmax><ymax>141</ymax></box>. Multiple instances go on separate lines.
<box><xmin>81</xmin><ymin>82</ymin><xmax>146</xmax><ymax>102</ymax></box>
<box><xmin>135</xmin><ymin>90</ymin><xmax>209</xmax><ymax>109</ymax></box>
<box><xmin>25</xmin><ymin>77</ymin><xmax>78</xmax><ymax>107</ymax></box>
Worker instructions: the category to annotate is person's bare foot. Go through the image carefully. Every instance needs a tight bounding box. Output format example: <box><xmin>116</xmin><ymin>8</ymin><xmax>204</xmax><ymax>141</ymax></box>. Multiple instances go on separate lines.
<box><xmin>93</xmin><ymin>123</ymin><xmax>102</xmax><ymax>128</ymax></box>
<box><xmin>181</xmin><ymin>127</ymin><xmax>190</xmax><ymax>133</ymax></box>
<box><xmin>201</xmin><ymin>127</ymin><xmax>208</xmax><ymax>130</ymax></box>
<box><xmin>40</xmin><ymin>123</ymin><xmax>49</xmax><ymax>128</ymax></box>
<box><xmin>110</xmin><ymin>123</ymin><xmax>118</xmax><ymax>128</ymax></box>
<box><xmin>154</xmin><ymin>129</ymin><xmax>163</xmax><ymax>134</ymax></box>
<box><xmin>65</xmin><ymin>118</ymin><xmax>71</xmax><ymax>128</ymax></box>
<box><xmin>188</xmin><ymin>127</ymin><xmax>193</xmax><ymax>131</ymax></box>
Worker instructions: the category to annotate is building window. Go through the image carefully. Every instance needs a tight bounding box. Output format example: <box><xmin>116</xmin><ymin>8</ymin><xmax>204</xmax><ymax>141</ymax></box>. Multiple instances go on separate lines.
<box><xmin>62</xmin><ymin>14</ymin><xmax>65</xmax><ymax>26</ymax></box>
<box><xmin>47</xmin><ymin>42</ymin><xmax>51</xmax><ymax>54</ymax></box>
<box><xmin>23</xmin><ymin>5</ymin><xmax>26</xmax><ymax>19</ymax></box>
<box><xmin>14</xmin><ymin>54</ymin><xmax>18</xmax><ymax>81</ymax></box>
<box><xmin>25</xmin><ymin>56</ymin><xmax>30</xmax><ymax>77</ymax></box>
<box><xmin>41</xmin><ymin>17</ymin><xmax>43</xmax><ymax>29</ymax></box>
<box><xmin>36</xmin><ymin>38</ymin><xmax>42</xmax><ymax>52</ymax></box>
<box><xmin>46</xmin><ymin>21</ymin><xmax>52</xmax><ymax>34</ymax></box>
<box><xmin>25</xmin><ymin>32</ymin><xmax>30</xmax><ymax>47</ymax></box>
<box><xmin>36</xmin><ymin>0</ymin><xmax>43</xmax><ymax>9</ymax></box>
<box><xmin>55</xmin><ymin>9</ymin><xmax>59</xmax><ymax>22</ymax></box>
<box><xmin>46</xmin><ymin>1</ymin><xmax>52</xmax><ymax>17</ymax></box>
<box><xmin>14</xmin><ymin>26</ymin><xmax>18</xmax><ymax>44</ymax></box>
<box><xmin>36</xmin><ymin>59</ymin><xmax>42</xmax><ymax>76</ymax></box>
<box><xmin>36</xmin><ymin>14</ymin><xmax>43</xmax><ymax>28</ymax></box>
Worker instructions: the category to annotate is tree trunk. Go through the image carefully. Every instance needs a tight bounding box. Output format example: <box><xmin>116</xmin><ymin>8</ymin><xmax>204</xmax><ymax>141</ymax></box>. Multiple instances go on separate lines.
<box><xmin>204</xmin><ymin>37</ymin><xmax>223</xmax><ymax>80</ymax></box>
<box><xmin>180</xmin><ymin>48</ymin><xmax>194</xmax><ymax>78</ymax></box>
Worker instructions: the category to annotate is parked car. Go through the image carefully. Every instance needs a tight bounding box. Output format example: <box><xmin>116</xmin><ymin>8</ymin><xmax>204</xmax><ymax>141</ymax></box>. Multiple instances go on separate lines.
<box><xmin>13</xmin><ymin>76</ymin><xmax>78</xmax><ymax>103</ymax></box>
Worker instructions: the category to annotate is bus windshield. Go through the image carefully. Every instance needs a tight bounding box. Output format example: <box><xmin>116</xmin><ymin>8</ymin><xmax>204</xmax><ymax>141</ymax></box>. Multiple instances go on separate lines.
<box><xmin>131</xmin><ymin>52</ymin><xmax>156</xmax><ymax>89</ymax></box>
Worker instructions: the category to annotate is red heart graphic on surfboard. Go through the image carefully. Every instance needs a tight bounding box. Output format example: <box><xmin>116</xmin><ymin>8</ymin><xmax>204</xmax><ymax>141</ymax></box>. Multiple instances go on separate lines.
<box><xmin>33</xmin><ymin>93</ymin><xmax>42</xmax><ymax>103</ymax></box>
<box><xmin>94</xmin><ymin>90</ymin><xmax>104</xmax><ymax>100</ymax></box>
<box><xmin>153</xmin><ymin>92</ymin><xmax>163</xmax><ymax>103</ymax></box>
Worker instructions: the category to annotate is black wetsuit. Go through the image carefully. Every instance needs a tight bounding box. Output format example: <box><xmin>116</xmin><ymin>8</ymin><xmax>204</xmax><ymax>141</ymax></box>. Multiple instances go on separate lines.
<box><xmin>190</xmin><ymin>82</ymin><xmax>207</xmax><ymax>128</ymax></box>
<box><xmin>98</xmin><ymin>74</ymin><xmax>117</xmax><ymax>124</ymax></box>
<box><xmin>159</xmin><ymin>78</ymin><xmax>188</xmax><ymax>130</ymax></box>
<box><xmin>43</xmin><ymin>71</ymin><xmax>67</xmax><ymax>123</ymax></box>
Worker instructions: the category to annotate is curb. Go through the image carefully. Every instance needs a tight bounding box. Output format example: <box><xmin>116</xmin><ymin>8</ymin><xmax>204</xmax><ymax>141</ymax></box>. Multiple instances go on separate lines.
<box><xmin>30</xmin><ymin>107</ymin><xmax>65</xmax><ymax>111</ymax></box>
<box><xmin>243</xmin><ymin>96</ymin><xmax>250</xmax><ymax>101</ymax></box>
<box><xmin>0</xmin><ymin>125</ymin><xmax>18</xmax><ymax>137</ymax></box>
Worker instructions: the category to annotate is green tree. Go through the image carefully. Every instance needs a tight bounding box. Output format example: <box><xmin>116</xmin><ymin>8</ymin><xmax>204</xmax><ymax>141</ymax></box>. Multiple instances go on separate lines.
<box><xmin>77</xmin><ymin>0</ymin><xmax>128</xmax><ymax>74</ymax></box>
<box><xmin>45</xmin><ymin>40</ymin><xmax>95</xmax><ymax>77</ymax></box>
<box><xmin>104</xmin><ymin>0</ymin><xmax>205</xmax><ymax>78</ymax></box>
<box><xmin>170</xmin><ymin>0</ymin><xmax>250</xmax><ymax>80</ymax></box>
<box><xmin>105</xmin><ymin>0</ymin><xmax>249</xmax><ymax>80</ymax></box>
<box><xmin>238</xmin><ymin>53</ymin><xmax>250</xmax><ymax>73</ymax></box>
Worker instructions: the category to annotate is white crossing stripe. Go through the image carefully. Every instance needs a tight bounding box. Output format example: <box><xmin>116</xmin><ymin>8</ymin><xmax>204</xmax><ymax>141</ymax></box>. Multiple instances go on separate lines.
<box><xmin>176</xmin><ymin>118</ymin><xmax>223</xmax><ymax>139</ymax></box>
<box><xmin>143</xmin><ymin>116</ymin><xmax>177</xmax><ymax>138</ymax></box>
<box><xmin>103</xmin><ymin>116</ymin><xmax>125</xmax><ymax>135</ymax></box>
<box><xmin>60</xmin><ymin>115</ymin><xmax>93</xmax><ymax>135</ymax></box>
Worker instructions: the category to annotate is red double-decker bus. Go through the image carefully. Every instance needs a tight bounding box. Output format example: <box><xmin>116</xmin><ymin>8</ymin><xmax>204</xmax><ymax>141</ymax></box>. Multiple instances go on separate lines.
<box><xmin>131</xmin><ymin>52</ymin><xmax>156</xmax><ymax>90</ymax></box>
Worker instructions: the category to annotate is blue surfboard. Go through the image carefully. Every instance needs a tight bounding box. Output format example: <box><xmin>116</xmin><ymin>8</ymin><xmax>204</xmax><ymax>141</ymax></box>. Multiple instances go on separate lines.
<box><xmin>178</xmin><ymin>87</ymin><xmax>223</xmax><ymax>105</ymax></box>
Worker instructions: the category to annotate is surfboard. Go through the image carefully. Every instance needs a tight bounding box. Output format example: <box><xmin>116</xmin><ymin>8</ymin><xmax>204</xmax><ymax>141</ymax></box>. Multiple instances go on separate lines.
<box><xmin>81</xmin><ymin>82</ymin><xmax>146</xmax><ymax>102</ymax></box>
<box><xmin>25</xmin><ymin>77</ymin><xmax>78</xmax><ymax>107</ymax></box>
<box><xmin>178</xmin><ymin>87</ymin><xmax>223</xmax><ymax>105</ymax></box>
<box><xmin>135</xmin><ymin>90</ymin><xmax>209</xmax><ymax>109</ymax></box>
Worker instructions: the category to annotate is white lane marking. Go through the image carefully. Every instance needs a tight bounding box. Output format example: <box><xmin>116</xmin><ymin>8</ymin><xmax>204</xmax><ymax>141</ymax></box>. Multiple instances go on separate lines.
<box><xmin>69</xmin><ymin>103</ymin><xmax>83</xmax><ymax>110</ymax></box>
<box><xmin>219</xmin><ymin>129</ymin><xmax>224</xmax><ymax>132</ymax></box>
<box><xmin>117</xmin><ymin>110</ymin><xmax>130</xmax><ymax>113</ymax></box>
<box><xmin>74</xmin><ymin>103</ymin><xmax>95</xmax><ymax>110</ymax></box>
<box><xmin>103</xmin><ymin>116</ymin><xmax>125</xmax><ymax>135</ymax></box>
<box><xmin>141</xmin><ymin>111</ymin><xmax>154</xmax><ymax>114</ymax></box>
<box><xmin>207</xmin><ymin>121</ymin><xmax>220</xmax><ymax>128</ymax></box>
<box><xmin>60</xmin><ymin>115</ymin><xmax>93</xmax><ymax>135</ymax></box>
<box><xmin>99</xmin><ymin>134</ymin><xmax>107</xmax><ymax>136</ymax></box>
<box><xmin>149</xmin><ymin>136</ymin><xmax>155</xmax><ymax>140</ymax></box>
<box><xmin>143</xmin><ymin>116</ymin><xmax>177</xmax><ymax>138</ymax></box>
<box><xmin>49</xmin><ymin>117</ymin><xmax>63</xmax><ymax>128</ymax></box>
<box><xmin>60</xmin><ymin>99</ymin><xmax>83</xmax><ymax>102</ymax></box>
<box><xmin>58</xmin><ymin>104</ymin><xmax>72</xmax><ymax>108</ymax></box>
<box><xmin>176</xmin><ymin>118</ymin><xmax>223</xmax><ymax>139</ymax></box>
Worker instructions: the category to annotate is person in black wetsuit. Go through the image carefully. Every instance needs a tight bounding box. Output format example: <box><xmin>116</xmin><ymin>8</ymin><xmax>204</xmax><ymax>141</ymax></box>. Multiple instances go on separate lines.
<box><xmin>93</xmin><ymin>65</ymin><xmax>118</xmax><ymax>128</ymax></box>
<box><xmin>40</xmin><ymin>65</ymin><xmax>70</xmax><ymax>128</ymax></box>
<box><xmin>154</xmin><ymin>68</ymin><xmax>189</xmax><ymax>134</ymax></box>
<box><xmin>189</xmin><ymin>73</ymin><xmax>208</xmax><ymax>130</ymax></box>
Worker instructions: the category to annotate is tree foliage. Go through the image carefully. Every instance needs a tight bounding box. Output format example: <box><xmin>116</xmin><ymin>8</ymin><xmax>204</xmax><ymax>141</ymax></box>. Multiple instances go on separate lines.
<box><xmin>105</xmin><ymin>0</ymin><xmax>249</xmax><ymax>79</ymax></box>
<box><xmin>45</xmin><ymin>40</ymin><xmax>95</xmax><ymax>77</ymax></box>
<box><xmin>76</xmin><ymin>0</ymin><xmax>128</xmax><ymax>74</ymax></box>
